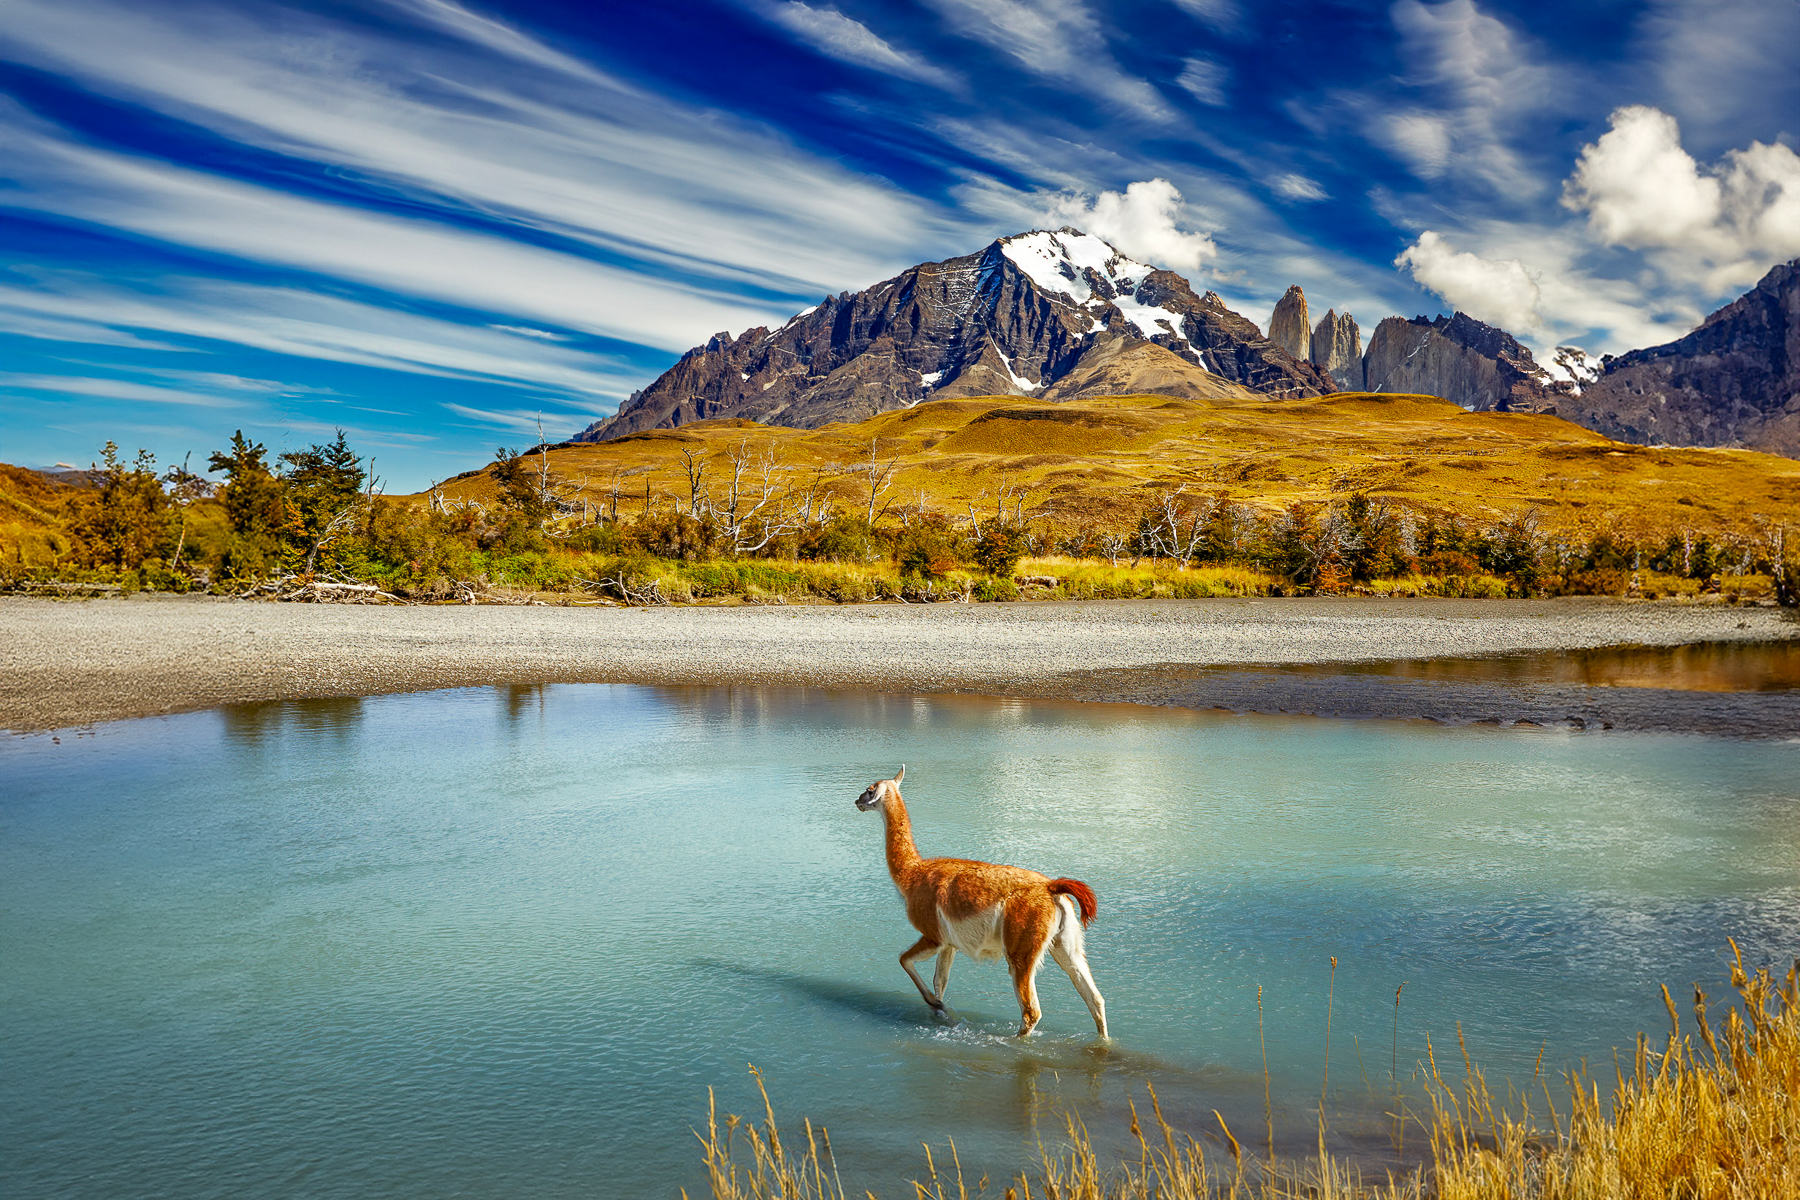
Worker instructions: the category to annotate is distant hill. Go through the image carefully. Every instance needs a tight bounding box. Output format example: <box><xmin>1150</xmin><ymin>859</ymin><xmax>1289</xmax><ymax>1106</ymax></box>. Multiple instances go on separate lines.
<box><xmin>475</xmin><ymin>391</ymin><xmax>1800</xmax><ymax>538</ymax></box>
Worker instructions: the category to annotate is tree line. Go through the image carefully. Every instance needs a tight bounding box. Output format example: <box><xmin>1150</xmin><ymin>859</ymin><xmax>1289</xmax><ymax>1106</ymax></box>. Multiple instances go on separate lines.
<box><xmin>10</xmin><ymin>428</ymin><xmax>1797</xmax><ymax>605</ymax></box>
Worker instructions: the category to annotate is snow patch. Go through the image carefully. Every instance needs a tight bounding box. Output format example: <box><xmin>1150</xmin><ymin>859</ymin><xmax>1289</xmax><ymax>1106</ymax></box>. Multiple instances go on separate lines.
<box><xmin>919</xmin><ymin>370</ymin><xmax>944</xmax><ymax>388</ymax></box>
<box><xmin>1004</xmin><ymin>357</ymin><xmax>1039</xmax><ymax>393</ymax></box>
<box><xmin>1547</xmin><ymin>346</ymin><xmax>1602</xmax><ymax>392</ymax></box>
<box><xmin>1000</xmin><ymin>229</ymin><xmax>1153</xmax><ymax>305</ymax></box>
<box><xmin>1110</xmin><ymin>291</ymin><xmax>1187</xmax><ymax>339</ymax></box>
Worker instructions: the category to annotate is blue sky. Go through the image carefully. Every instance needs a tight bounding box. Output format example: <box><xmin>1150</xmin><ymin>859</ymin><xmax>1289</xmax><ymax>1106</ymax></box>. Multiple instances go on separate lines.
<box><xmin>2</xmin><ymin>0</ymin><xmax>1796</xmax><ymax>490</ymax></box>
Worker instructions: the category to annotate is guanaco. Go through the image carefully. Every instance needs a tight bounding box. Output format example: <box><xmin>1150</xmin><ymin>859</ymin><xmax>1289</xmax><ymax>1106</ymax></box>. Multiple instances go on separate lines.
<box><xmin>855</xmin><ymin>766</ymin><xmax>1108</xmax><ymax>1038</ymax></box>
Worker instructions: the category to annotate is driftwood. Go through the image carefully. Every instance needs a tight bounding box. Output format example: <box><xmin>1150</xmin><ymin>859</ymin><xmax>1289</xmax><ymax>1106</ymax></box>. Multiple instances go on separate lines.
<box><xmin>281</xmin><ymin>580</ymin><xmax>400</xmax><ymax>604</ymax></box>
<box><xmin>588</xmin><ymin>572</ymin><xmax>669</xmax><ymax>606</ymax></box>
<box><xmin>1015</xmin><ymin>575</ymin><xmax>1060</xmax><ymax>589</ymax></box>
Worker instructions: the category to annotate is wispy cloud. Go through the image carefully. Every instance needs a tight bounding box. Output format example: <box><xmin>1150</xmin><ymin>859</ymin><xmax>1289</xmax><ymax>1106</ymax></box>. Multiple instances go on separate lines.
<box><xmin>923</xmin><ymin>0</ymin><xmax>1177</xmax><ymax>122</ymax></box>
<box><xmin>0</xmin><ymin>373</ymin><xmax>247</xmax><ymax>407</ymax></box>
<box><xmin>754</xmin><ymin>2</ymin><xmax>960</xmax><ymax>87</ymax></box>
<box><xmin>0</xmin><ymin>0</ymin><xmax>969</xmax><ymax>314</ymax></box>
<box><xmin>0</xmin><ymin>274</ymin><xmax>642</xmax><ymax>400</ymax></box>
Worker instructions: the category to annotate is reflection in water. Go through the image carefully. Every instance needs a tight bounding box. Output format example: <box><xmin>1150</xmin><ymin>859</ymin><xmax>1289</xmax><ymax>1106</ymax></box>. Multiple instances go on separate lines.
<box><xmin>220</xmin><ymin>695</ymin><xmax>365</xmax><ymax>744</ymax></box>
<box><xmin>2</xmin><ymin>683</ymin><xmax>1796</xmax><ymax>1200</ymax></box>
<box><xmin>1269</xmin><ymin>639</ymin><xmax>1800</xmax><ymax>692</ymax></box>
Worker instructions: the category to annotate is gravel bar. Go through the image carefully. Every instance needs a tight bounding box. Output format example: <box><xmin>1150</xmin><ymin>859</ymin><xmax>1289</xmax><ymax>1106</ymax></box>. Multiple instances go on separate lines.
<box><xmin>4</xmin><ymin>594</ymin><xmax>1797</xmax><ymax>735</ymax></box>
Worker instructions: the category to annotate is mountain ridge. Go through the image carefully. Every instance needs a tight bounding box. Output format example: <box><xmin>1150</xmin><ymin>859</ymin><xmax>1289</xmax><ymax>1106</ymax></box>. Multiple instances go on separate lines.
<box><xmin>575</xmin><ymin>229</ymin><xmax>1329</xmax><ymax>442</ymax></box>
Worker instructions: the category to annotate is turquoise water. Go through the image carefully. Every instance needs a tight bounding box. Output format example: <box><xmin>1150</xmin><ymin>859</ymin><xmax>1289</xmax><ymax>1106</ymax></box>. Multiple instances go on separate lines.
<box><xmin>3</xmin><ymin>685</ymin><xmax>1798</xmax><ymax>1198</ymax></box>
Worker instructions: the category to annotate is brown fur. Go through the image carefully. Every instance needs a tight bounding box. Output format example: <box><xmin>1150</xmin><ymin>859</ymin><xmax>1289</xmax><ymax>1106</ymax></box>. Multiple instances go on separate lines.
<box><xmin>858</xmin><ymin>768</ymin><xmax>1108</xmax><ymax>1038</ymax></box>
<box><xmin>1047</xmin><ymin>879</ymin><xmax>1097</xmax><ymax>926</ymax></box>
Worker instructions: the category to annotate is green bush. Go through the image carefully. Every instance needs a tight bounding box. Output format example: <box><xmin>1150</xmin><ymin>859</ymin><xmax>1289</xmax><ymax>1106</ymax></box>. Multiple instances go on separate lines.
<box><xmin>974</xmin><ymin>577</ymin><xmax>1019</xmax><ymax>602</ymax></box>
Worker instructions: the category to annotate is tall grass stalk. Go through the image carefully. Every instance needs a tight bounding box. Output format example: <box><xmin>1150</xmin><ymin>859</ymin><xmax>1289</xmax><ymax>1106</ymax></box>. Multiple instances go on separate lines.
<box><xmin>696</xmin><ymin>944</ymin><xmax>1800</xmax><ymax>1199</ymax></box>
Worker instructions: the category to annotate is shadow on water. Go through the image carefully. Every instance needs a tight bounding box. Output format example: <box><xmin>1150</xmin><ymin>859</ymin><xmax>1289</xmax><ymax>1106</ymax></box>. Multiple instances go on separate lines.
<box><xmin>694</xmin><ymin>958</ymin><xmax>945</xmax><ymax>1028</ymax></box>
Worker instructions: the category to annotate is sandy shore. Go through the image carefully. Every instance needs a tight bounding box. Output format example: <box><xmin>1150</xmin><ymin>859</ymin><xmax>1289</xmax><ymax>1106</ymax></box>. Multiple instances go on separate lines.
<box><xmin>4</xmin><ymin>594</ymin><xmax>1796</xmax><ymax>735</ymax></box>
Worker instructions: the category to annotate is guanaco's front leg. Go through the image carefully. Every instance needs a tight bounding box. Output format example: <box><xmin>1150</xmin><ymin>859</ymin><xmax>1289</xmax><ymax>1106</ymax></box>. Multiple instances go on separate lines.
<box><xmin>900</xmin><ymin>937</ymin><xmax>945</xmax><ymax>1013</ymax></box>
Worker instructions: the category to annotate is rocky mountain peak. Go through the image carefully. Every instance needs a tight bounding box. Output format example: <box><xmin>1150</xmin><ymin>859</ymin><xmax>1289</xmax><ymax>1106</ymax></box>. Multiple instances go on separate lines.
<box><xmin>1558</xmin><ymin>257</ymin><xmax>1800</xmax><ymax>457</ymax></box>
<box><xmin>1310</xmin><ymin>309</ymin><xmax>1363</xmax><ymax>391</ymax></box>
<box><xmin>572</xmin><ymin>229</ymin><xmax>1335</xmax><ymax>441</ymax></box>
<box><xmin>1268</xmin><ymin>285</ymin><xmax>1311</xmax><ymax>361</ymax></box>
<box><xmin>1363</xmin><ymin>312</ymin><xmax>1560</xmax><ymax>413</ymax></box>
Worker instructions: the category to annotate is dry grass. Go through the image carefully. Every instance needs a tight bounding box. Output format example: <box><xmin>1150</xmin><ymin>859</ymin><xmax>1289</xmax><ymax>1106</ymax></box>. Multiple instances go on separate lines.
<box><xmin>437</xmin><ymin>394</ymin><xmax>1800</xmax><ymax>545</ymax></box>
<box><xmin>694</xmin><ymin>943</ymin><xmax>1800</xmax><ymax>1199</ymax></box>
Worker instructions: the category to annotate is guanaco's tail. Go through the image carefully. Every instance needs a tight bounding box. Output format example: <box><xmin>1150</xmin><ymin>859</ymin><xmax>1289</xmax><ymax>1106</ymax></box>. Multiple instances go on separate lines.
<box><xmin>1047</xmin><ymin>878</ymin><xmax>1097</xmax><ymax>927</ymax></box>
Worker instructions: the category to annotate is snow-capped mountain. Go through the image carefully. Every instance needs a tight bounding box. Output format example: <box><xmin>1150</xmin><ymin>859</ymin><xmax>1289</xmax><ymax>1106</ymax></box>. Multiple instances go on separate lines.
<box><xmin>574</xmin><ymin>228</ymin><xmax>1333</xmax><ymax>442</ymax></box>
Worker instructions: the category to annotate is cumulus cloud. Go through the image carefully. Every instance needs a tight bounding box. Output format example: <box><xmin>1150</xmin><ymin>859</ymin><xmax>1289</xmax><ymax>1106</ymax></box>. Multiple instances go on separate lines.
<box><xmin>757</xmin><ymin>3</ymin><xmax>958</xmax><ymax>87</ymax></box>
<box><xmin>1395</xmin><ymin>231</ymin><xmax>1545</xmax><ymax>333</ymax></box>
<box><xmin>1047</xmin><ymin>179</ymin><xmax>1217</xmax><ymax>273</ymax></box>
<box><xmin>1562</xmin><ymin>105</ymin><xmax>1800</xmax><ymax>292</ymax></box>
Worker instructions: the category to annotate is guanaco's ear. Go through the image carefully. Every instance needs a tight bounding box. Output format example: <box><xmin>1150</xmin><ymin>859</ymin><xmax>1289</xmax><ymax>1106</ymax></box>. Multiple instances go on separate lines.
<box><xmin>893</xmin><ymin>765</ymin><xmax>905</xmax><ymax>783</ymax></box>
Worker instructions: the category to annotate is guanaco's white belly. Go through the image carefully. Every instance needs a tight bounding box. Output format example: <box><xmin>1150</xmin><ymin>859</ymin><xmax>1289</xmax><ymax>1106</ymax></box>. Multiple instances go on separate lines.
<box><xmin>937</xmin><ymin>904</ymin><xmax>1006</xmax><ymax>962</ymax></box>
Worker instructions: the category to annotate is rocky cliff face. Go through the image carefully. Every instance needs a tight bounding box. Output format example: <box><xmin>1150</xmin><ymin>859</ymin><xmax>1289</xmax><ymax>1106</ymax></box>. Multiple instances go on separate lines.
<box><xmin>1310</xmin><ymin>309</ymin><xmax>1363</xmax><ymax>391</ymax></box>
<box><xmin>1267</xmin><ymin>285</ymin><xmax>1310</xmax><ymax>361</ymax></box>
<box><xmin>575</xmin><ymin>229</ymin><xmax>1332</xmax><ymax>441</ymax></box>
<box><xmin>1362</xmin><ymin>312</ymin><xmax>1560</xmax><ymax>412</ymax></box>
<box><xmin>1558</xmin><ymin>259</ymin><xmax>1800</xmax><ymax>458</ymax></box>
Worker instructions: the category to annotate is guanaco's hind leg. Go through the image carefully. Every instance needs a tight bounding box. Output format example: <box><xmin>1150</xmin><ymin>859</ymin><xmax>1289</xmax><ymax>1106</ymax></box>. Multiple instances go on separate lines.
<box><xmin>1049</xmin><ymin>931</ymin><xmax>1109</xmax><ymax>1038</ymax></box>
<box><xmin>1004</xmin><ymin>897</ymin><xmax>1056</xmax><ymax>1037</ymax></box>
<box><xmin>932</xmin><ymin>946</ymin><xmax>956</xmax><ymax>1006</ymax></box>
<box><xmin>900</xmin><ymin>937</ymin><xmax>946</xmax><ymax>1013</ymax></box>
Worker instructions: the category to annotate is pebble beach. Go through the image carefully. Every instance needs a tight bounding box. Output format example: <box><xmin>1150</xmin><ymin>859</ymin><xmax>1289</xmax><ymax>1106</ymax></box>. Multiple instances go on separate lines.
<box><xmin>4</xmin><ymin>594</ymin><xmax>1796</xmax><ymax>734</ymax></box>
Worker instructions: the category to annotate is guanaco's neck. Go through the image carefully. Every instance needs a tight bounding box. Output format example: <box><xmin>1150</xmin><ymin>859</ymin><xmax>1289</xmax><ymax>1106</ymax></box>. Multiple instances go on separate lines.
<box><xmin>881</xmin><ymin>793</ymin><xmax>921</xmax><ymax>878</ymax></box>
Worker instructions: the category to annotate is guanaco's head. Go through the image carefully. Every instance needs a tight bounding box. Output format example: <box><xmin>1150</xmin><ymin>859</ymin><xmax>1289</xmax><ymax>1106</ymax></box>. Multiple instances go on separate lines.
<box><xmin>855</xmin><ymin>765</ymin><xmax>905</xmax><ymax>812</ymax></box>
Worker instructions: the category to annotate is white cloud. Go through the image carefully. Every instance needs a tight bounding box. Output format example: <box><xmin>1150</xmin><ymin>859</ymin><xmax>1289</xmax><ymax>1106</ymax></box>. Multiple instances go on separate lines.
<box><xmin>1270</xmin><ymin>174</ymin><xmax>1328</xmax><ymax>202</ymax></box>
<box><xmin>1380</xmin><ymin>112</ymin><xmax>1453</xmax><ymax>179</ymax></box>
<box><xmin>1175</xmin><ymin>57</ymin><xmax>1228</xmax><ymax>106</ymax></box>
<box><xmin>1562</xmin><ymin>104</ymin><xmax>1800</xmax><ymax>292</ymax></box>
<box><xmin>1167</xmin><ymin>0</ymin><xmax>1243</xmax><ymax>33</ymax></box>
<box><xmin>0</xmin><ymin>373</ymin><xmax>247</xmax><ymax>408</ymax></box>
<box><xmin>441</xmin><ymin>402</ymin><xmax>595</xmax><ymax>435</ymax></box>
<box><xmin>758</xmin><ymin>3</ymin><xmax>958</xmax><ymax>87</ymax></box>
<box><xmin>1395</xmin><ymin>230</ymin><xmax>1544</xmax><ymax>333</ymax></box>
<box><xmin>0</xmin><ymin>106</ymin><xmax>787</xmax><ymax>354</ymax></box>
<box><xmin>1375</xmin><ymin>0</ymin><xmax>1550</xmax><ymax>195</ymax></box>
<box><xmin>0</xmin><ymin>0</ymin><xmax>957</xmax><ymax>311</ymax></box>
<box><xmin>1391</xmin><ymin>223</ymin><xmax>1710</xmax><ymax>358</ymax></box>
<box><xmin>0</xmin><ymin>274</ymin><xmax>642</xmax><ymax>402</ymax></box>
<box><xmin>1047</xmin><ymin>179</ymin><xmax>1218</xmax><ymax>273</ymax></box>
<box><xmin>490</xmin><ymin>325</ymin><xmax>570</xmax><ymax>341</ymax></box>
<box><xmin>923</xmin><ymin>0</ymin><xmax>1176</xmax><ymax>122</ymax></box>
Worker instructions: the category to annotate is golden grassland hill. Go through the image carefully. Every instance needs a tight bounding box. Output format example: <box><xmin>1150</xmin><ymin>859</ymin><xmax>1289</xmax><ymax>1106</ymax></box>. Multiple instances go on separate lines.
<box><xmin>431</xmin><ymin>391</ymin><xmax>1800</xmax><ymax>539</ymax></box>
<box><xmin>0</xmin><ymin>464</ymin><xmax>82</xmax><ymax>563</ymax></box>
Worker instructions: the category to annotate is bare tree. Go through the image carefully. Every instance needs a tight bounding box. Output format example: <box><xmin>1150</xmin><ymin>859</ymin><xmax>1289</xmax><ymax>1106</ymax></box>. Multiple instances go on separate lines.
<box><xmin>1140</xmin><ymin>491</ymin><xmax>1216</xmax><ymax>562</ymax></box>
<box><xmin>859</xmin><ymin>439</ymin><xmax>900</xmax><ymax>524</ymax></box>
<box><xmin>710</xmin><ymin>440</ymin><xmax>798</xmax><ymax>553</ymax></box>
<box><xmin>793</xmin><ymin>465</ymin><xmax>839</xmax><ymax>526</ymax></box>
<box><xmin>679</xmin><ymin>448</ymin><xmax>709</xmax><ymax>517</ymax></box>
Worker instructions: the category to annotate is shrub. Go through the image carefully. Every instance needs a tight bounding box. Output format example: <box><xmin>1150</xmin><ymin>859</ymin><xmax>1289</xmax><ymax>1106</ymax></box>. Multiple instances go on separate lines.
<box><xmin>971</xmin><ymin>524</ymin><xmax>1025</xmax><ymax>577</ymax></box>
